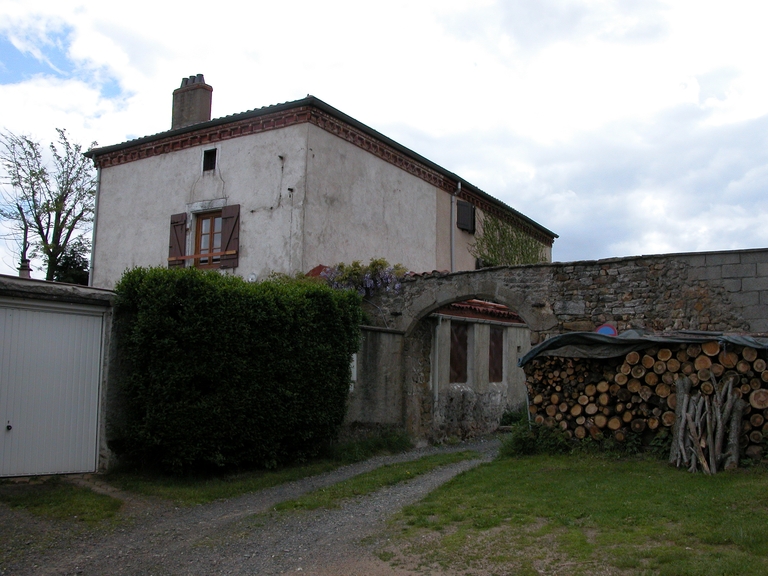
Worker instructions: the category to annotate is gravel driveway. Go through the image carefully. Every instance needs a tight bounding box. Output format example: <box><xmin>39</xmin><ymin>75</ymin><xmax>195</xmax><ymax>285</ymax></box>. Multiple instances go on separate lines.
<box><xmin>1</xmin><ymin>438</ymin><xmax>500</xmax><ymax>575</ymax></box>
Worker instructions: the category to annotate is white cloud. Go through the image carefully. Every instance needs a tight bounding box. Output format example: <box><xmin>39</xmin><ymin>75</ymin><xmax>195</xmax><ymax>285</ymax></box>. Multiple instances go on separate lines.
<box><xmin>1</xmin><ymin>0</ymin><xmax>768</xmax><ymax>276</ymax></box>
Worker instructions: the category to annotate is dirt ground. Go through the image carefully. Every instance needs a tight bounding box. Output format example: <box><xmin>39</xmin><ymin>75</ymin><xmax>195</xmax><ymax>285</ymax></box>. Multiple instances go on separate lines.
<box><xmin>0</xmin><ymin>438</ymin><xmax>500</xmax><ymax>576</ymax></box>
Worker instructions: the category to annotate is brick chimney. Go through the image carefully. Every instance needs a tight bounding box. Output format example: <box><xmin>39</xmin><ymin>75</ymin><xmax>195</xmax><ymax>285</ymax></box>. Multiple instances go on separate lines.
<box><xmin>172</xmin><ymin>74</ymin><xmax>212</xmax><ymax>130</ymax></box>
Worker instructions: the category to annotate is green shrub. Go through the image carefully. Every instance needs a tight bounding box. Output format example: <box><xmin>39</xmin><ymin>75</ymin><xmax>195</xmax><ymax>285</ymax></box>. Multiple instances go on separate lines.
<box><xmin>499</xmin><ymin>409</ymin><xmax>527</xmax><ymax>426</ymax></box>
<box><xmin>647</xmin><ymin>427</ymin><xmax>673</xmax><ymax>459</ymax></box>
<box><xmin>500</xmin><ymin>421</ymin><xmax>570</xmax><ymax>457</ymax></box>
<box><xmin>500</xmin><ymin>419</ymin><xmax>649</xmax><ymax>459</ymax></box>
<box><xmin>114</xmin><ymin>267</ymin><xmax>362</xmax><ymax>473</ymax></box>
<box><xmin>575</xmin><ymin>431</ymin><xmax>644</xmax><ymax>457</ymax></box>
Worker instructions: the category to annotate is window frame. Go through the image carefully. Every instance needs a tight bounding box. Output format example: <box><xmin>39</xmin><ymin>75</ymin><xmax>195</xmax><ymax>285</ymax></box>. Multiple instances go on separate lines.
<box><xmin>194</xmin><ymin>210</ymin><xmax>224</xmax><ymax>269</ymax></box>
<box><xmin>202</xmin><ymin>148</ymin><xmax>217</xmax><ymax>172</ymax></box>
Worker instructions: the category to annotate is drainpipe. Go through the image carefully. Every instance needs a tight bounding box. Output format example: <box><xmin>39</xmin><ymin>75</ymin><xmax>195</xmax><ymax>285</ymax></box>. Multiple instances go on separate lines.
<box><xmin>450</xmin><ymin>182</ymin><xmax>460</xmax><ymax>272</ymax></box>
<box><xmin>88</xmin><ymin>166</ymin><xmax>101</xmax><ymax>287</ymax></box>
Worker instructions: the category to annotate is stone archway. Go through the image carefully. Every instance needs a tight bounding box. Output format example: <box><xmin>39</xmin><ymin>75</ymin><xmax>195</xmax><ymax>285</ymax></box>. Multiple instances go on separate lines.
<box><xmin>367</xmin><ymin>265</ymin><xmax>559</xmax><ymax>342</ymax></box>
<box><xmin>355</xmin><ymin>249</ymin><xmax>765</xmax><ymax>441</ymax></box>
<box><xmin>362</xmin><ymin>266</ymin><xmax>559</xmax><ymax>441</ymax></box>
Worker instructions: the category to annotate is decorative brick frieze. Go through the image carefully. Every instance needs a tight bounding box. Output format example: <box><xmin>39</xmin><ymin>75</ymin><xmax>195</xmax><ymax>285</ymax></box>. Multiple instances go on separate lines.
<box><xmin>93</xmin><ymin>108</ymin><xmax>314</xmax><ymax>169</ymax></box>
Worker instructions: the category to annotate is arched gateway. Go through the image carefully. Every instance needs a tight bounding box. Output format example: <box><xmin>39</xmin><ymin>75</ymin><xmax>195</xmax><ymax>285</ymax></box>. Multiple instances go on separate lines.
<box><xmin>344</xmin><ymin>249</ymin><xmax>768</xmax><ymax>441</ymax></box>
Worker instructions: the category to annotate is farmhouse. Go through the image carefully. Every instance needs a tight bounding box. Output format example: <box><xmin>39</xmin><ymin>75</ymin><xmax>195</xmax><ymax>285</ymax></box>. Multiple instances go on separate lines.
<box><xmin>85</xmin><ymin>74</ymin><xmax>556</xmax><ymax>289</ymax></box>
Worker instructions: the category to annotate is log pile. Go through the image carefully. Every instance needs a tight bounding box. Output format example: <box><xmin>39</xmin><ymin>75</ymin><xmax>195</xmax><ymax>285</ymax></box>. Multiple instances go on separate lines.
<box><xmin>669</xmin><ymin>375</ymin><xmax>744</xmax><ymax>474</ymax></box>
<box><xmin>524</xmin><ymin>341</ymin><xmax>768</xmax><ymax>463</ymax></box>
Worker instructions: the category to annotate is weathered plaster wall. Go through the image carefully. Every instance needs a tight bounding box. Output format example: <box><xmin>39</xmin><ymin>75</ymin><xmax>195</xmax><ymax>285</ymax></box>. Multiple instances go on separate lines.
<box><xmin>346</xmin><ymin>327</ymin><xmax>405</xmax><ymax>427</ymax></box>
<box><xmin>429</xmin><ymin>317</ymin><xmax>531</xmax><ymax>439</ymax></box>
<box><xmin>92</xmin><ymin>118</ymin><xmax>547</xmax><ymax>289</ymax></box>
<box><xmin>92</xmin><ymin>124</ymin><xmax>310</xmax><ymax>288</ymax></box>
<box><xmin>303</xmin><ymin>124</ymin><xmax>440</xmax><ymax>273</ymax></box>
<box><xmin>434</xmin><ymin>192</ymin><xmax>480</xmax><ymax>272</ymax></box>
<box><xmin>369</xmin><ymin>249</ymin><xmax>768</xmax><ymax>340</ymax></box>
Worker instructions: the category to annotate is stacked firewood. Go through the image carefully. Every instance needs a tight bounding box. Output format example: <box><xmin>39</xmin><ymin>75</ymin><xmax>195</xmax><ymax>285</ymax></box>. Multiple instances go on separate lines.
<box><xmin>524</xmin><ymin>341</ymin><xmax>768</xmax><ymax>462</ymax></box>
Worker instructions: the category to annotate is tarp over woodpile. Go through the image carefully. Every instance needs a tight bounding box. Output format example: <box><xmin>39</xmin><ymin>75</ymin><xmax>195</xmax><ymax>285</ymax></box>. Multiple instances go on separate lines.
<box><xmin>519</xmin><ymin>330</ymin><xmax>768</xmax><ymax>367</ymax></box>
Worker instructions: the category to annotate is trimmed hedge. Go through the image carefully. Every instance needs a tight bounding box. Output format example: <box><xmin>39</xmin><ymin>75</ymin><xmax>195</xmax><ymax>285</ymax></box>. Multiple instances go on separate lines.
<box><xmin>114</xmin><ymin>267</ymin><xmax>362</xmax><ymax>472</ymax></box>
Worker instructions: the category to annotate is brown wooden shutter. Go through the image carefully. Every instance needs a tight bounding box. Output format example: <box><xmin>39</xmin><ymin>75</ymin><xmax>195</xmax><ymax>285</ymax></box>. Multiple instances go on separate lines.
<box><xmin>168</xmin><ymin>213</ymin><xmax>186</xmax><ymax>268</ymax></box>
<box><xmin>489</xmin><ymin>325</ymin><xmax>504</xmax><ymax>382</ymax></box>
<box><xmin>450</xmin><ymin>322</ymin><xmax>468</xmax><ymax>383</ymax></box>
<box><xmin>456</xmin><ymin>200</ymin><xmax>475</xmax><ymax>233</ymax></box>
<box><xmin>219</xmin><ymin>204</ymin><xmax>240</xmax><ymax>269</ymax></box>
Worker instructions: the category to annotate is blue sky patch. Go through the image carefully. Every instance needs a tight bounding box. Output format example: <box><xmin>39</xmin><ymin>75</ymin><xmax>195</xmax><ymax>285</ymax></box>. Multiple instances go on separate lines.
<box><xmin>0</xmin><ymin>30</ymin><xmax>123</xmax><ymax>99</ymax></box>
<box><xmin>0</xmin><ymin>29</ymin><xmax>74</xmax><ymax>81</ymax></box>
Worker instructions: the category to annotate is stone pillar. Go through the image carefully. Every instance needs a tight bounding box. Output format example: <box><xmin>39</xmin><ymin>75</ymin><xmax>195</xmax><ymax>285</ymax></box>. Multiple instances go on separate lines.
<box><xmin>506</xmin><ymin>324</ymin><xmax>531</xmax><ymax>410</ymax></box>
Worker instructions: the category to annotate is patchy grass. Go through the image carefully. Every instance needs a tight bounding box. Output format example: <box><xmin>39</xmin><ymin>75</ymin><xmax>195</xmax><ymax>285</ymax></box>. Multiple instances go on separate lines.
<box><xmin>107</xmin><ymin>431</ymin><xmax>414</xmax><ymax>506</ymax></box>
<box><xmin>384</xmin><ymin>454</ymin><xmax>768</xmax><ymax>575</ymax></box>
<box><xmin>276</xmin><ymin>451</ymin><xmax>479</xmax><ymax>512</ymax></box>
<box><xmin>0</xmin><ymin>478</ymin><xmax>122</xmax><ymax>524</ymax></box>
<box><xmin>108</xmin><ymin>460</ymin><xmax>343</xmax><ymax>506</ymax></box>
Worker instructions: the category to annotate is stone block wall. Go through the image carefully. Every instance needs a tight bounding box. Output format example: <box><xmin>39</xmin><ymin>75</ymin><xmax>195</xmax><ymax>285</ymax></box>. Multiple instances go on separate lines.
<box><xmin>370</xmin><ymin>248</ymin><xmax>768</xmax><ymax>343</ymax></box>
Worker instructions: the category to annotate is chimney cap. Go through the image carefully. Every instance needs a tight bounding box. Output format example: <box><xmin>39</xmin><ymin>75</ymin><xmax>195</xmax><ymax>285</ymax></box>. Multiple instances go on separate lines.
<box><xmin>180</xmin><ymin>74</ymin><xmax>206</xmax><ymax>88</ymax></box>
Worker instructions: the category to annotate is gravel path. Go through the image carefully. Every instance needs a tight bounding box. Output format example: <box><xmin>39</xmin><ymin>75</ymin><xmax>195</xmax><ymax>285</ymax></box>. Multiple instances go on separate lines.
<box><xmin>0</xmin><ymin>438</ymin><xmax>500</xmax><ymax>575</ymax></box>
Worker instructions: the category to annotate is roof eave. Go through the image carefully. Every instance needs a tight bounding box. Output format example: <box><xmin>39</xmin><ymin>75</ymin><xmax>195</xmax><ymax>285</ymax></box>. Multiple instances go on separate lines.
<box><xmin>85</xmin><ymin>96</ymin><xmax>557</xmax><ymax>240</ymax></box>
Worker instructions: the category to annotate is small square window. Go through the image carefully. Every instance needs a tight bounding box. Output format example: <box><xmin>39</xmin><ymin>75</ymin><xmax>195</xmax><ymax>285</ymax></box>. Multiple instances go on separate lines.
<box><xmin>203</xmin><ymin>149</ymin><xmax>217</xmax><ymax>172</ymax></box>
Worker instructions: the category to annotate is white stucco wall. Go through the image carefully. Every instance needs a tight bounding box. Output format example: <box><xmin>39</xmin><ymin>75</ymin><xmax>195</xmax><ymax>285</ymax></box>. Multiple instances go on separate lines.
<box><xmin>91</xmin><ymin>119</ymin><xmax>549</xmax><ymax>288</ymax></box>
<box><xmin>432</xmin><ymin>316</ymin><xmax>531</xmax><ymax>410</ymax></box>
<box><xmin>302</xmin><ymin>124</ymin><xmax>439</xmax><ymax>273</ymax></box>
<box><xmin>92</xmin><ymin>125</ymin><xmax>310</xmax><ymax>288</ymax></box>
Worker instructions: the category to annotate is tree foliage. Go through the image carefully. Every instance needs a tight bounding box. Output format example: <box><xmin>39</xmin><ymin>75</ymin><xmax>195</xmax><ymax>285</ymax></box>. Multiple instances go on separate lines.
<box><xmin>469</xmin><ymin>213</ymin><xmax>547</xmax><ymax>267</ymax></box>
<box><xmin>0</xmin><ymin>129</ymin><xmax>96</xmax><ymax>281</ymax></box>
<box><xmin>52</xmin><ymin>240</ymin><xmax>90</xmax><ymax>285</ymax></box>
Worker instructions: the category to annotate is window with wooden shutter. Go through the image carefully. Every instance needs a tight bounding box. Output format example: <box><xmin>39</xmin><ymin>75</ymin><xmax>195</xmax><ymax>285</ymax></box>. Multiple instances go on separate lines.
<box><xmin>194</xmin><ymin>211</ymin><xmax>223</xmax><ymax>268</ymax></box>
<box><xmin>489</xmin><ymin>325</ymin><xmax>504</xmax><ymax>382</ymax></box>
<box><xmin>450</xmin><ymin>322</ymin><xmax>468</xmax><ymax>383</ymax></box>
<box><xmin>456</xmin><ymin>200</ymin><xmax>475</xmax><ymax>233</ymax></box>
<box><xmin>219</xmin><ymin>204</ymin><xmax>240</xmax><ymax>269</ymax></box>
<box><xmin>168</xmin><ymin>213</ymin><xmax>187</xmax><ymax>268</ymax></box>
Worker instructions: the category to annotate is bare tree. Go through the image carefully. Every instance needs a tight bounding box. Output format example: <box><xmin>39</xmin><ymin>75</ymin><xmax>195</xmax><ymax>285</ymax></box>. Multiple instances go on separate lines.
<box><xmin>0</xmin><ymin>129</ymin><xmax>96</xmax><ymax>281</ymax></box>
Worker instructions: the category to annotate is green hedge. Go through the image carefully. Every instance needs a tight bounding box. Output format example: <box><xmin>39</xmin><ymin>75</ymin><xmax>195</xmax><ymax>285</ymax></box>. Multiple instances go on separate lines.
<box><xmin>114</xmin><ymin>267</ymin><xmax>362</xmax><ymax>472</ymax></box>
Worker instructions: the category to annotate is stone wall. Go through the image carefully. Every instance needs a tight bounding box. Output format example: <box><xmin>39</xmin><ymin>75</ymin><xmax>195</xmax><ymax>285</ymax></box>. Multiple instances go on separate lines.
<box><xmin>355</xmin><ymin>248</ymin><xmax>768</xmax><ymax>441</ymax></box>
<box><xmin>345</xmin><ymin>326</ymin><xmax>405</xmax><ymax>429</ymax></box>
<box><xmin>368</xmin><ymin>248</ymin><xmax>768</xmax><ymax>343</ymax></box>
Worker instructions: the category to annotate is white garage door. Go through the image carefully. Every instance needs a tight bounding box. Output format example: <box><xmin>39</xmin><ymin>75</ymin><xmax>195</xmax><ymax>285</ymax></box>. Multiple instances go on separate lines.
<box><xmin>0</xmin><ymin>298</ymin><xmax>104</xmax><ymax>477</ymax></box>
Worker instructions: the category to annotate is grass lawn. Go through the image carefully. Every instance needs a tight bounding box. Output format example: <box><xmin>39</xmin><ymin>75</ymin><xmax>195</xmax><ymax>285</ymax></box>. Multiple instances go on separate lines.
<box><xmin>0</xmin><ymin>478</ymin><xmax>122</xmax><ymax>524</ymax></box>
<box><xmin>384</xmin><ymin>454</ymin><xmax>768</xmax><ymax>576</ymax></box>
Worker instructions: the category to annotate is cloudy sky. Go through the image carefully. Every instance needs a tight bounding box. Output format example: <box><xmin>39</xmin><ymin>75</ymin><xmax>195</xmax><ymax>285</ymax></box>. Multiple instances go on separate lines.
<box><xmin>1</xmin><ymin>0</ymin><xmax>768</xmax><ymax>277</ymax></box>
